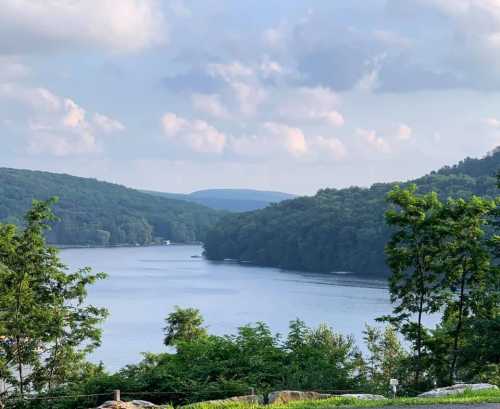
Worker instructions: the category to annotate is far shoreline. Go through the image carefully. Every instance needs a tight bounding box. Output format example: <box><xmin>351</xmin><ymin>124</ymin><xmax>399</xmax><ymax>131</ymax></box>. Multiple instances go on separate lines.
<box><xmin>54</xmin><ymin>242</ymin><xmax>203</xmax><ymax>250</ymax></box>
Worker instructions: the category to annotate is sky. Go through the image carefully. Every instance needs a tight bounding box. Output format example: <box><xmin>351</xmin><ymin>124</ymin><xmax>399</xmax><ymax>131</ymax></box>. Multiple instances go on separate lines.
<box><xmin>2</xmin><ymin>0</ymin><xmax>500</xmax><ymax>195</ymax></box>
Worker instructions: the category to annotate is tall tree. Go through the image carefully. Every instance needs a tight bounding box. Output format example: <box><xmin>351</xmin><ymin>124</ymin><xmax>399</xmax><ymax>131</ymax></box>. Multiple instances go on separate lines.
<box><xmin>381</xmin><ymin>185</ymin><xmax>446</xmax><ymax>387</ymax></box>
<box><xmin>0</xmin><ymin>199</ymin><xmax>107</xmax><ymax>397</ymax></box>
<box><xmin>439</xmin><ymin>196</ymin><xmax>495</xmax><ymax>382</ymax></box>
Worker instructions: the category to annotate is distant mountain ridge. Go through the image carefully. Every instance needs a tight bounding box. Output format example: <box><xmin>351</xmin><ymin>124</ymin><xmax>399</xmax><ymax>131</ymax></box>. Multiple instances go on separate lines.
<box><xmin>0</xmin><ymin>168</ymin><xmax>221</xmax><ymax>246</ymax></box>
<box><xmin>142</xmin><ymin>188</ymin><xmax>296</xmax><ymax>212</ymax></box>
<box><xmin>204</xmin><ymin>151</ymin><xmax>500</xmax><ymax>276</ymax></box>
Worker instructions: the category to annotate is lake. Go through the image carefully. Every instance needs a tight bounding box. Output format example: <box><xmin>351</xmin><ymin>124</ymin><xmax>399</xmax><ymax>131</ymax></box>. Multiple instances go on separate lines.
<box><xmin>60</xmin><ymin>245</ymin><xmax>393</xmax><ymax>371</ymax></box>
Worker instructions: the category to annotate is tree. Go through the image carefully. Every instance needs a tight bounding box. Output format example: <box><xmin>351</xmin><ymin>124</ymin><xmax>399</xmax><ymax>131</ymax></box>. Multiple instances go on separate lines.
<box><xmin>363</xmin><ymin>325</ymin><xmax>407</xmax><ymax>394</ymax></box>
<box><xmin>0</xmin><ymin>199</ymin><xmax>108</xmax><ymax>397</ymax></box>
<box><xmin>163</xmin><ymin>307</ymin><xmax>207</xmax><ymax>347</ymax></box>
<box><xmin>381</xmin><ymin>185</ymin><xmax>446</xmax><ymax>387</ymax></box>
<box><xmin>438</xmin><ymin>196</ymin><xmax>496</xmax><ymax>383</ymax></box>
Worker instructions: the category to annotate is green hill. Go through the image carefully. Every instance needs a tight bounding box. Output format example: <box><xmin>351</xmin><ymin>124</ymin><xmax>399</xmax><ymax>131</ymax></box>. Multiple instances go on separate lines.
<box><xmin>203</xmin><ymin>151</ymin><xmax>500</xmax><ymax>276</ymax></box>
<box><xmin>142</xmin><ymin>188</ymin><xmax>296</xmax><ymax>212</ymax></box>
<box><xmin>0</xmin><ymin>168</ymin><xmax>221</xmax><ymax>246</ymax></box>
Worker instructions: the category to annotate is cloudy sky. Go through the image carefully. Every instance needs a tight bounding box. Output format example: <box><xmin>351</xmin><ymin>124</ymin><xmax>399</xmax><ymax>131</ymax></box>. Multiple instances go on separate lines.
<box><xmin>2</xmin><ymin>0</ymin><xmax>500</xmax><ymax>195</ymax></box>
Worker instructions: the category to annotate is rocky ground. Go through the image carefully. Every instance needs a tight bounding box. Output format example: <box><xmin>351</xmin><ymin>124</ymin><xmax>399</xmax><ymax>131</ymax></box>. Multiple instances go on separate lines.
<box><xmin>91</xmin><ymin>384</ymin><xmax>500</xmax><ymax>409</ymax></box>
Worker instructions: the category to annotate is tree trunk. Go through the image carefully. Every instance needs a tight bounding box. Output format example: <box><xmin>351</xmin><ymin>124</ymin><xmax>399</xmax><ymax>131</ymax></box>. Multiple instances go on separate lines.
<box><xmin>415</xmin><ymin>291</ymin><xmax>424</xmax><ymax>386</ymax></box>
<box><xmin>449</xmin><ymin>266</ymin><xmax>467</xmax><ymax>383</ymax></box>
<box><xmin>16</xmin><ymin>337</ymin><xmax>24</xmax><ymax>397</ymax></box>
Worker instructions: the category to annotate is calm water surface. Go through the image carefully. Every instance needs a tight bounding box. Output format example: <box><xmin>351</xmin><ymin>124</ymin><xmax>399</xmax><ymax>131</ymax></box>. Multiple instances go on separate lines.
<box><xmin>60</xmin><ymin>245</ymin><xmax>392</xmax><ymax>371</ymax></box>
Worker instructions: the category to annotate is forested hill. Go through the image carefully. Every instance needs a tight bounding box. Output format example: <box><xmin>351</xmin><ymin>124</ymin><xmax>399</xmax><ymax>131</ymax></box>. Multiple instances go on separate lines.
<box><xmin>204</xmin><ymin>151</ymin><xmax>500</xmax><ymax>276</ymax></box>
<box><xmin>142</xmin><ymin>188</ymin><xmax>296</xmax><ymax>212</ymax></box>
<box><xmin>0</xmin><ymin>168</ymin><xmax>221</xmax><ymax>245</ymax></box>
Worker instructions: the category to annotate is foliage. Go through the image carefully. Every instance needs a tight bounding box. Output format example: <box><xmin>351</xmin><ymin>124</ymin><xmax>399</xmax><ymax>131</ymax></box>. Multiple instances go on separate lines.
<box><xmin>380</xmin><ymin>185</ymin><xmax>447</xmax><ymax>387</ymax></box>
<box><xmin>164</xmin><ymin>307</ymin><xmax>208</xmax><ymax>347</ymax></box>
<box><xmin>381</xmin><ymin>185</ymin><xmax>499</xmax><ymax>388</ymax></box>
<box><xmin>437</xmin><ymin>196</ymin><xmax>496</xmax><ymax>383</ymax></box>
<box><xmin>363</xmin><ymin>325</ymin><xmax>408</xmax><ymax>394</ymax></box>
<box><xmin>204</xmin><ymin>151</ymin><xmax>500</xmax><ymax>276</ymax></box>
<box><xmin>17</xmin><ymin>319</ymin><xmax>364</xmax><ymax>408</ymax></box>
<box><xmin>0</xmin><ymin>200</ymin><xmax>108</xmax><ymax>402</ymax></box>
<box><xmin>0</xmin><ymin>168</ymin><xmax>222</xmax><ymax>246</ymax></box>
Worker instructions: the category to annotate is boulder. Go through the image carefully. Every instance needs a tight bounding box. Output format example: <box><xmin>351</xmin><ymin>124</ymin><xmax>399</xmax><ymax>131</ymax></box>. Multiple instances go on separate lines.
<box><xmin>340</xmin><ymin>394</ymin><xmax>387</xmax><ymax>400</ymax></box>
<box><xmin>182</xmin><ymin>394</ymin><xmax>264</xmax><ymax>408</ymax></box>
<box><xmin>96</xmin><ymin>400</ymin><xmax>165</xmax><ymax>409</ymax></box>
<box><xmin>418</xmin><ymin>383</ymin><xmax>498</xmax><ymax>398</ymax></box>
<box><xmin>267</xmin><ymin>391</ymin><xmax>332</xmax><ymax>404</ymax></box>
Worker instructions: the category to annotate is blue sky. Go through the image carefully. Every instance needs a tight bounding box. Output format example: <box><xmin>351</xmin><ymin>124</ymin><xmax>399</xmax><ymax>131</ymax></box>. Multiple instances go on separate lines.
<box><xmin>2</xmin><ymin>0</ymin><xmax>500</xmax><ymax>195</ymax></box>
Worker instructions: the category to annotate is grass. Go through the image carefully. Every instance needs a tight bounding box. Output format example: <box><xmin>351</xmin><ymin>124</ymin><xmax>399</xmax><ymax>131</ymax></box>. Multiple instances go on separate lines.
<box><xmin>182</xmin><ymin>388</ymin><xmax>500</xmax><ymax>409</ymax></box>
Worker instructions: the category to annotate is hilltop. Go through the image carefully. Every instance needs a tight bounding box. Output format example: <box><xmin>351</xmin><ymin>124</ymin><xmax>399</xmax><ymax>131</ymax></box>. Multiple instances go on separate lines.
<box><xmin>204</xmin><ymin>151</ymin><xmax>500</xmax><ymax>275</ymax></box>
<box><xmin>0</xmin><ymin>168</ymin><xmax>221</xmax><ymax>245</ymax></box>
<box><xmin>142</xmin><ymin>188</ymin><xmax>296</xmax><ymax>212</ymax></box>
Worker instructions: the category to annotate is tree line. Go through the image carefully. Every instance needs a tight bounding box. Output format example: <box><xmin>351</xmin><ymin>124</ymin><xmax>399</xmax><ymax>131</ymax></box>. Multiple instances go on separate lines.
<box><xmin>204</xmin><ymin>153</ymin><xmax>500</xmax><ymax>276</ymax></box>
<box><xmin>0</xmin><ymin>168</ymin><xmax>222</xmax><ymax>246</ymax></box>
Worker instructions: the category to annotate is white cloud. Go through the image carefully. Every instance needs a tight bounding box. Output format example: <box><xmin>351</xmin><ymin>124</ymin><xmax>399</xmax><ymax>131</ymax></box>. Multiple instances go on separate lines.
<box><xmin>63</xmin><ymin>99</ymin><xmax>86</xmax><ymax>128</ymax></box>
<box><xmin>403</xmin><ymin>0</ymin><xmax>500</xmax><ymax>74</ymax></box>
<box><xmin>277</xmin><ymin>87</ymin><xmax>344</xmax><ymax>126</ymax></box>
<box><xmin>0</xmin><ymin>0</ymin><xmax>165</xmax><ymax>54</ymax></box>
<box><xmin>483</xmin><ymin>117</ymin><xmax>500</xmax><ymax>128</ymax></box>
<box><xmin>231</xmin><ymin>81</ymin><xmax>268</xmax><ymax>116</ymax></box>
<box><xmin>207</xmin><ymin>61</ymin><xmax>268</xmax><ymax>116</ymax></box>
<box><xmin>263</xmin><ymin>122</ymin><xmax>308</xmax><ymax>157</ymax></box>
<box><xmin>229</xmin><ymin>123</ymin><xmax>346</xmax><ymax>161</ymax></box>
<box><xmin>207</xmin><ymin>62</ymin><xmax>254</xmax><ymax>82</ymax></box>
<box><xmin>318</xmin><ymin>111</ymin><xmax>345</xmax><ymax>127</ymax></box>
<box><xmin>161</xmin><ymin>113</ymin><xmax>226</xmax><ymax>153</ymax></box>
<box><xmin>396</xmin><ymin>123</ymin><xmax>413</xmax><ymax>141</ymax></box>
<box><xmin>312</xmin><ymin>136</ymin><xmax>347</xmax><ymax>159</ymax></box>
<box><xmin>228</xmin><ymin>123</ymin><xmax>309</xmax><ymax>158</ymax></box>
<box><xmin>0</xmin><ymin>82</ymin><xmax>124</xmax><ymax>156</ymax></box>
<box><xmin>357</xmin><ymin>128</ymin><xmax>391</xmax><ymax>153</ymax></box>
<box><xmin>28</xmin><ymin>123</ymin><xmax>97</xmax><ymax>157</ymax></box>
<box><xmin>207</xmin><ymin>59</ymin><xmax>283</xmax><ymax>116</ymax></box>
<box><xmin>259</xmin><ymin>60</ymin><xmax>284</xmax><ymax>78</ymax></box>
<box><xmin>191</xmin><ymin>93</ymin><xmax>229</xmax><ymax>118</ymax></box>
<box><xmin>0</xmin><ymin>84</ymin><xmax>61</xmax><ymax>112</ymax></box>
<box><xmin>93</xmin><ymin>113</ymin><xmax>125</xmax><ymax>132</ymax></box>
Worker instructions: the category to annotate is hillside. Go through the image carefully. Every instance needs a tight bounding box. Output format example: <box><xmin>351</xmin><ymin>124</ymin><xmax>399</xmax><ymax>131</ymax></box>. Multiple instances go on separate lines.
<box><xmin>142</xmin><ymin>188</ymin><xmax>296</xmax><ymax>212</ymax></box>
<box><xmin>0</xmin><ymin>168</ymin><xmax>221</xmax><ymax>245</ymax></box>
<box><xmin>204</xmin><ymin>151</ymin><xmax>500</xmax><ymax>276</ymax></box>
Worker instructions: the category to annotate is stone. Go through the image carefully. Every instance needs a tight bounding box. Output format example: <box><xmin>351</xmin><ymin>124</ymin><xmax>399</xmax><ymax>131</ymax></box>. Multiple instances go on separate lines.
<box><xmin>340</xmin><ymin>394</ymin><xmax>387</xmax><ymax>400</ymax></box>
<box><xmin>418</xmin><ymin>383</ymin><xmax>498</xmax><ymax>398</ymax></box>
<box><xmin>267</xmin><ymin>391</ymin><xmax>332</xmax><ymax>404</ymax></box>
<box><xmin>96</xmin><ymin>400</ymin><xmax>165</xmax><ymax>409</ymax></box>
<box><xmin>181</xmin><ymin>394</ymin><xmax>264</xmax><ymax>408</ymax></box>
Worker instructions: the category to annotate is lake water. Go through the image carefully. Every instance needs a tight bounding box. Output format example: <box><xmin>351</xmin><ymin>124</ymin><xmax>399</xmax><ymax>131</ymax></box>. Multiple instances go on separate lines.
<box><xmin>60</xmin><ymin>245</ymin><xmax>393</xmax><ymax>371</ymax></box>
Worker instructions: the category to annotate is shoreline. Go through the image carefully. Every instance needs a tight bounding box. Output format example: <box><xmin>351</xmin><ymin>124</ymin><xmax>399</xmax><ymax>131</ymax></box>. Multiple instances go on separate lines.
<box><xmin>54</xmin><ymin>242</ymin><xmax>203</xmax><ymax>250</ymax></box>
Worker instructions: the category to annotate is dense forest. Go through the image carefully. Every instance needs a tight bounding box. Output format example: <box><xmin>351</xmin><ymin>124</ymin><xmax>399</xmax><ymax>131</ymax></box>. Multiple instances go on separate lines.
<box><xmin>204</xmin><ymin>151</ymin><xmax>500</xmax><ymax>275</ymax></box>
<box><xmin>0</xmin><ymin>168</ymin><xmax>221</xmax><ymax>245</ymax></box>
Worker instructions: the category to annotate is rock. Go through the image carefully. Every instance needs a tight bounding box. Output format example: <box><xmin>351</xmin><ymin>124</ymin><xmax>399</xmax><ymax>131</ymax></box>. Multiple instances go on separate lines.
<box><xmin>418</xmin><ymin>383</ymin><xmax>499</xmax><ymax>398</ymax></box>
<box><xmin>130</xmin><ymin>401</ymin><xmax>162</xmax><ymax>408</ymax></box>
<box><xmin>340</xmin><ymin>394</ymin><xmax>387</xmax><ymax>400</ymax></box>
<box><xmin>182</xmin><ymin>395</ymin><xmax>264</xmax><ymax>408</ymax></box>
<box><xmin>96</xmin><ymin>400</ymin><xmax>165</xmax><ymax>409</ymax></box>
<box><xmin>267</xmin><ymin>391</ymin><xmax>332</xmax><ymax>404</ymax></box>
